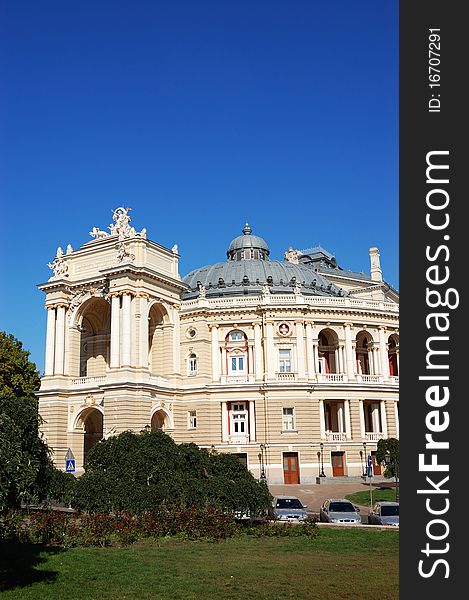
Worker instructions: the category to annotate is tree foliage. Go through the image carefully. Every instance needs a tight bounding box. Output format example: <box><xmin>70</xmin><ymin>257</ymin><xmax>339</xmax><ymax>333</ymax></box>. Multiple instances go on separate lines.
<box><xmin>72</xmin><ymin>430</ymin><xmax>272</xmax><ymax>514</ymax></box>
<box><xmin>0</xmin><ymin>396</ymin><xmax>52</xmax><ymax>513</ymax></box>
<box><xmin>376</xmin><ymin>437</ymin><xmax>399</xmax><ymax>479</ymax></box>
<box><xmin>0</xmin><ymin>331</ymin><xmax>41</xmax><ymax>397</ymax></box>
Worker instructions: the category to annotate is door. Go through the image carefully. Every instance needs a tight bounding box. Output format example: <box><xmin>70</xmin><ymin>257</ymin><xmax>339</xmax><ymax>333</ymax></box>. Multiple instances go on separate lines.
<box><xmin>331</xmin><ymin>452</ymin><xmax>345</xmax><ymax>476</ymax></box>
<box><xmin>372</xmin><ymin>452</ymin><xmax>382</xmax><ymax>475</ymax></box>
<box><xmin>283</xmin><ymin>452</ymin><xmax>300</xmax><ymax>484</ymax></box>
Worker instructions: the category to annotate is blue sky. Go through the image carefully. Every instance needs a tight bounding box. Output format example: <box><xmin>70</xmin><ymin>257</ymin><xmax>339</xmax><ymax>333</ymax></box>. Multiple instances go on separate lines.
<box><xmin>0</xmin><ymin>0</ymin><xmax>398</xmax><ymax>373</ymax></box>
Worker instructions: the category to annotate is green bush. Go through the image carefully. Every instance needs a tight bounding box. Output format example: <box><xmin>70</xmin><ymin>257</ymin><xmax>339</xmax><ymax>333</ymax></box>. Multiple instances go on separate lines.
<box><xmin>71</xmin><ymin>430</ymin><xmax>271</xmax><ymax>515</ymax></box>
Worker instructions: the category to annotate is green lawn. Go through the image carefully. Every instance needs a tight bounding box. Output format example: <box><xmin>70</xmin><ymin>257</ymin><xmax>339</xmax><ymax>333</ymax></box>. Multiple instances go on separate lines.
<box><xmin>345</xmin><ymin>487</ymin><xmax>399</xmax><ymax>506</ymax></box>
<box><xmin>1</xmin><ymin>529</ymin><xmax>398</xmax><ymax>600</ymax></box>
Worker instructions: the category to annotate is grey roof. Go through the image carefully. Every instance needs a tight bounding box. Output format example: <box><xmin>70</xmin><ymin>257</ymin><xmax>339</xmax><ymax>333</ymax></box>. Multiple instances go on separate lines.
<box><xmin>182</xmin><ymin>259</ymin><xmax>346</xmax><ymax>299</ymax></box>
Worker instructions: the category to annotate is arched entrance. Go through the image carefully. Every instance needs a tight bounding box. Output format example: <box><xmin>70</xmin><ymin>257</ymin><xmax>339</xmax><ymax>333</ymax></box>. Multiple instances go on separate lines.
<box><xmin>151</xmin><ymin>409</ymin><xmax>166</xmax><ymax>431</ymax></box>
<box><xmin>81</xmin><ymin>408</ymin><xmax>103</xmax><ymax>464</ymax></box>
<box><xmin>148</xmin><ymin>303</ymin><xmax>171</xmax><ymax>374</ymax></box>
<box><xmin>77</xmin><ymin>297</ymin><xmax>111</xmax><ymax>377</ymax></box>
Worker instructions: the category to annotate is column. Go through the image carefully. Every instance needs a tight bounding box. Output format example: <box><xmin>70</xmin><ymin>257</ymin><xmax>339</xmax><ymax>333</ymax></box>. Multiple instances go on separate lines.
<box><xmin>121</xmin><ymin>292</ymin><xmax>132</xmax><ymax>366</ymax></box>
<box><xmin>110</xmin><ymin>294</ymin><xmax>120</xmax><ymax>368</ymax></box>
<box><xmin>248</xmin><ymin>344</ymin><xmax>254</xmax><ymax>376</ymax></box>
<box><xmin>265</xmin><ymin>322</ymin><xmax>275</xmax><ymax>379</ymax></box>
<box><xmin>221</xmin><ymin>401</ymin><xmax>228</xmax><ymax>442</ymax></box>
<box><xmin>396</xmin><ymin>348</ymin><xmax>400</xmax><ymax>375</ymax></box>
<box><xmin>312</xmin><ymin>339</ymin><xmax>319</xmax><ymax>374</ymax></box>
<box><xmin>337</xmin><ymin>344</ymin><xmax>344</xmax><ymax>373</ymax></box>
<box><xmin>378</xmin><ymin>327</ymin><xmax>390</xmax><ymax>379</ymax></box>
<box><xmin>337</xmin><ymin>404</ymin><xmax>344</xmax><ymax>433</ymax></box>
<box><xmin>344</xmin><ymin>399</ymin><xmax>351</xmax><ymax>439</ymax></box>
<box><xmin>139</xmin><ymin>295</ymin><xmax>149</xmax><ymax>368</ymax></box>
<box><xmin>253</xmin><ymin>322</ymin><xmax>263</xmax><ymax>380</ymax></box>
<box><xmin>372</xmin><ymin>403</ymin><xmax>381</xmax><ymax>432</ymax></box>
<box><xmin>295</xmin><ymin>321</ymin><xmax>305</xmax><ymax>379</ymax></box>
<box><xmin>210</xmin><ymin>325</ymin><xmax>220</xmax><ymax>382</ymax></box>
<box><xmin>319</xmin><ymin>399</ymin><xmax>326</xmax><ymax>439</ymax></box>
<box><xmin>344</xmin><ymin>323</ymin><xmax>355</xmax><ymax>379</ymax></box>
<box><xmin>305</xmin><ymin>322</ymin><xmax>314</xmax><ymax>379</ymax></box>
<box><xmin>54</xmin><ymin>305</ymin><xmax>66</xmax><ymax>375</ymax></box>
<box><xmin>358</xmin><ymin>400</ymin><xmax>365</xmax><ymax>438</ymax></box>
<box><xmin>249</xmin><ymin>400</ymin><xmax>256</xmax><ymax>442</ymax></box>
<box><xmin>380</xmin><ymin>401</ymin><xmax>388</xmax><ymax>437</ymax></box>
<box><xmin>45</xmin><ymin>306</ymin><xmax>56</xmax><ymax>375</ymax></box>
<box><xmin>172</xmin><ymin>308</ymin><xmax>181</xmax><ymax>374</ymax></box>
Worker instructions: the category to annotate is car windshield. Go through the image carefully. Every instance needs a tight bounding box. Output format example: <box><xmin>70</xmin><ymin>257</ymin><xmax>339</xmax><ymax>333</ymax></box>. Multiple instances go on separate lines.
<box><xmin>276</xmin><ymin>498</ymin><xmax>304</xmax><ymax>509</ymax></box>
<box><xmin>329</xmin><ymin>502</ymin><xmax>356</xmax><ymax>512</ymax></box>
<box><xmin>381</xmin><ymin>505</ymin><xmax>399</xmax><ymax>516</ymax></box>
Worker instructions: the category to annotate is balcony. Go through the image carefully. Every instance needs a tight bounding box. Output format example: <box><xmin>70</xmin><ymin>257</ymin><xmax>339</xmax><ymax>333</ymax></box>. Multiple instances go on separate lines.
<box><xmin>357</xmin><ymin>374</ymin><xmax>383</xmax><ymax>384</ymax></box>
<box><xmin>326</xmin><ymin>431</ymin><xmax>347</xmax><ymax>442</ymax></box>
<box><xmin>220</xmin><ymin>374</ymin><xmax>254</xmax><ymax>384</ymax></box>
<box><xmin>276</xmin><ymin>372</ymin><xmax>297</xmax><ymax>381</ymax></box>
<box><xmin>365</xmin><ymin>432</ymin><xmax>384</xmax><ymax>442</ymax></box>
<box><xmin>317</xmin><ymin>373</ymin><xmax>346</xmax><ymax>383</ymax></box>
<box><xmin>228</xmin><ymin>435</ymin><xmax>250</xmax><ymax>445</ymax></box>
<box><xmin>71</xmin><ymin>376</ymin><xmax>106</xmax><ymax>387</ymax></box>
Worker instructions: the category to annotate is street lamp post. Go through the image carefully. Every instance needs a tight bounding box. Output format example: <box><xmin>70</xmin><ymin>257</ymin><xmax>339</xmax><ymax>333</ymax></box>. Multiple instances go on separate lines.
<box><xmin>362</xmin><ymin>442</ymin><xmax>367</xmax><ymax>476</ymax></box>
<box><xmin>319</xmin><ymin>442</ymin><xmax>326</xmax><ymax>477</ymax></box>
<box><xmin>360</xmin><ymin>450</ymin><xmax>364</xmax><ymax>477</ymax></box>
<box><xmin>317</xmin><ymin>451</ymin><xmax>321</xmax><ymax>477</ymax></box>
<box><xmin>259</xmin><ymin>443</ymin><xmax>266</xmax><ymax>482</ymax></box>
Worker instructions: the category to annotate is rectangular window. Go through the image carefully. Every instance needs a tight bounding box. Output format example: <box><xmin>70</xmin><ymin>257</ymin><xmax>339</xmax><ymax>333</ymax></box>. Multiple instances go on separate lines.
<box><xmin>282</xmin><ymin>407</ymin><xmax>295</xmax><ymax>431</ymax></box>
<box><xmin>230</xmin><ymin>355</ymin><xmax>245</xmax><ymax>372</ymax></box>
<box><xmin>279</xmin><ymin>349</ymin><xmax>292</xmax><ymax>372</ymax></box>
<box><xmin>188</xmin><ymin>410</ymin><xmax>197</xmax><ymax>429</ymax></box>
<box><xmin>232</xmin><ymin>413</ymin><xmax>246</xmax><ymax>433</ymax></box>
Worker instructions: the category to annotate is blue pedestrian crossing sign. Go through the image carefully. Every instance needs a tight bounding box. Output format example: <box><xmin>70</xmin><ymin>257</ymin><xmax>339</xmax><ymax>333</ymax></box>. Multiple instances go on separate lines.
<box><xmin>65</xmin><ymin>448</ymin><xmax>75</xmax><ymax>473</ymax></box>
<box><xmin>367</xmin><ymin>454</ymin><xmax>373</xmax><ymax>477</ymax></box>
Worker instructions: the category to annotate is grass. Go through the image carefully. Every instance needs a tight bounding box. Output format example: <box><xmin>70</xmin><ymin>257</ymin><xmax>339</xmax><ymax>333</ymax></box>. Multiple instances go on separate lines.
<box><xmin>345</xmin><ymin>487</ymin><xmax>399</xmax><ymax>506</ymax></box>
<box><xmin>0</xmin><ymin>529</ymin><xmax>398</xmax><ymax>599</ymax></box>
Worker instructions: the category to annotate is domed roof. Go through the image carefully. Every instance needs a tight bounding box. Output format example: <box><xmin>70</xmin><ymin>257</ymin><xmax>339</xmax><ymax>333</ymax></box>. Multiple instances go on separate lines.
<box><xmin>183</xmin><ymin>259</ymin><xmax>345</xmax><ymax>299</ymax></box>
<box><xmin>226</xmin><ymin>223</ymin><xmax>270</xmax><ymax>258</ymax></box>
<box><xmin>182</xmin><ymin>223</ymin><xmax>347</xmax><ymax>299</ymax></box>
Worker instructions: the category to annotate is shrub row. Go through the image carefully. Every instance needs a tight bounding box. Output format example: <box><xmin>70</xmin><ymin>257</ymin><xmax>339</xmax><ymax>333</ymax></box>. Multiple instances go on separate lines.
<box><xmin>0</xmin><ymin>508</ymin><xmax>319</xmax><ymax>547</ymax></box>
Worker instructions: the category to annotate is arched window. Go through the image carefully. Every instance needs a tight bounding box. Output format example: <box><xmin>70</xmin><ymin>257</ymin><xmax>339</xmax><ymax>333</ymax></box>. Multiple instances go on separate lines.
<box><xmin>188</xmin><ymin>353</ymin><xmax>198</xmax><ymax>376</ymax></box>
<box><xmin>227</xmin><ymin>330</ymin><xmax>246</xmax><ymax>342</ymax></box>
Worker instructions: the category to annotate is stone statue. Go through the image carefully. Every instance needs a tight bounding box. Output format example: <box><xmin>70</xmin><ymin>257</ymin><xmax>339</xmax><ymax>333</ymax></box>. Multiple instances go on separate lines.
<box><xmin>172</xmin><ymin>244</ymin><xmax>178</xmax><ymax>254</ymax></box>
<box><xmin>262</xmin><ymin>283</ymin><xmax>271</xmax><ymax>295</ymax></box>
<box><xmin>109</xmin><ymin>207</ymin><xmax>136</xmax><ymax>239</ymax></box>
<box><xmin>66</xmin><ymin>244</ymin><xmax>73</xmax><ymax>254</ymax></box>
<box><xmin>47</xmin><ymin>255</ymin><xmax>68</xmax><ymax>280</ymax></box>
<box><xmin>197</xmin><ymin>282</ymin><xmax>206</xmax><ymax>298</ymax></box>
<box><xmin>284</xmin><ymin>247</ymin><xmax>301</xmax><ymax>264</ymax></box>
<box><xmin>89</xmin><ymin>226</ymin><xmax>109</xmax><ymax>239</ymax></box>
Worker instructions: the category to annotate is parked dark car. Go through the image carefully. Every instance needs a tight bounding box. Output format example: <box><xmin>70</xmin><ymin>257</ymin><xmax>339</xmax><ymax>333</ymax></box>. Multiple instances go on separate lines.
<box><xmin>319</xmin><ymin>499</ymin><xmax>361</xmax><ymax>524</ymax></box>
<box><xmin>368</xmin><ymin>502</ymin><xmax>399</xmax><ymax>527</ymax></box>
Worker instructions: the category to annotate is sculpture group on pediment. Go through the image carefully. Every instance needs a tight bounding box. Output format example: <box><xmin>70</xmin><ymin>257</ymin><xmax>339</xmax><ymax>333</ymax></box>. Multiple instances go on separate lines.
<box><xmin>88</xmin><ymin>207</ymin><xmax>147</xmax><ymax>242</ymax></box>
<box><xmin>47</xmin><ymin>253</ymin><xmax>69</xmax><ymax>281</ymax></box>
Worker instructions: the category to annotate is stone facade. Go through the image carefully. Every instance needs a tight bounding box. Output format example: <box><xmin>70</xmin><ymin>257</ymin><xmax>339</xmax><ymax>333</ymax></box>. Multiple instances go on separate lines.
<box><xmin>37</xmin><ymin>208</ymin><xmax>399</xmax><ymax>483</ymax></box>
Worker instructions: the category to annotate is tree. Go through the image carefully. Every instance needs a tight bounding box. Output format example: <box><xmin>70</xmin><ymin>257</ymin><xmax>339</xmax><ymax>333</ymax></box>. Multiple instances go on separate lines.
<box><xmin>376</xmin><ymin>437</ymin><xmax>399</xmax><ymax>478</ymax></box>
<box><xmin>0</xmin><ymin>396</ymin><xmax>52</xmax><ymax>513</ymax></box>
<box><xmin>72</xmin><ymin>430</ymin><xmax>272</xmax><ymax>514</ymax></box>
<box><xmin>0</xmin><ymin>332</ymin><xmax>41</xmax><ymax>397</ymax></box>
